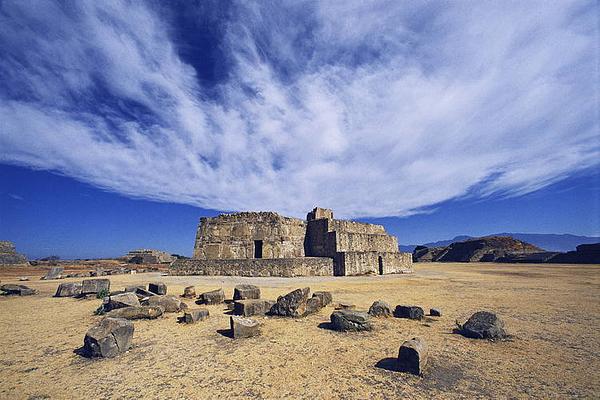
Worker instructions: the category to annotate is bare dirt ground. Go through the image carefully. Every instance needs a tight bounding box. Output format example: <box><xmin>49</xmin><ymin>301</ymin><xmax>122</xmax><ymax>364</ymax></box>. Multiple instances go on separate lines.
<box><xmin>1</xmin><ymin>262</ymin><xmax>599</xmax><ymax>399</ymax></box>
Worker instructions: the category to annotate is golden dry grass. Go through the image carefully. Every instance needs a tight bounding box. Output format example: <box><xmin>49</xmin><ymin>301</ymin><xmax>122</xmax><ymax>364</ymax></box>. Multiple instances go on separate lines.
<box><xmin>0</xmin><ymin>262</ymin><xmax>599</xmax><ymax>399</ymax></box>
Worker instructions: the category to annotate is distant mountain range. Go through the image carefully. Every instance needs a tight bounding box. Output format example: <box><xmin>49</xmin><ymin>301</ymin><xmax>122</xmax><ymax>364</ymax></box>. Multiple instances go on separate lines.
<box><xmin>400</xmin><ymin>233</ymin><xmax>600</xmax><ymax>253</ymax></box>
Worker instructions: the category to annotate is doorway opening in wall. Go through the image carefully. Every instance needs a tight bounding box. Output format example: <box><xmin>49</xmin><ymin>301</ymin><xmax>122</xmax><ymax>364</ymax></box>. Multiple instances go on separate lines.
<box><xmin>378</xmin><ymin>256</ymin><xmax>383</xmax><ymax>275</ymax></box>
<box><xmin>254</xmin><ymin>240</ymin><xmax>263</xmax><ymax>259</ymax></box>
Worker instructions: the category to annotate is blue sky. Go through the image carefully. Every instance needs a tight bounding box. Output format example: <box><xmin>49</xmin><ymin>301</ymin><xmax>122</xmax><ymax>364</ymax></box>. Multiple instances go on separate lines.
<box><xmin>0</xmin><ymin>1</ymin><xmax>598</xmax><ymax>258</ymax></box>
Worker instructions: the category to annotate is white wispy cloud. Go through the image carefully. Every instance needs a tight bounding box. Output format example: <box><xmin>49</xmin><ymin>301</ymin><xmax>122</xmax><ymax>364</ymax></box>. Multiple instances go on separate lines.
<box><xmin>0</xmin><ymin>1</ymin><xmax>597</xmax><ymax>218</ymax></box>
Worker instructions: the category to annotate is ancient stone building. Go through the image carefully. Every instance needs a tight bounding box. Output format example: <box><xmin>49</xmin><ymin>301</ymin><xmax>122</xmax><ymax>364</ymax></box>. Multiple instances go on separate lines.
<box><xmin>126</xmin><ymin>249</ymin><xmax>175</xmax><ymax>264</ymax></box>
<box><xmin>0</xmin><ymin>241</ymin><xmax>28</xmax><ymax>265</ymax></box>
<box><xmin>170</xmin><ymin>208</ymin><xmax>412</xmax><ymax>277</ymax></box>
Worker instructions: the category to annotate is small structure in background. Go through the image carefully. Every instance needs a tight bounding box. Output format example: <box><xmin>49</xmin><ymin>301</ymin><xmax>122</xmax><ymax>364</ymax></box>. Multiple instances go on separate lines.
<box><xmin>0</xmin><ymin>241</ymin><xmax>28</xmax><ymax>265</ymax></box>
<box><xmin>125</xmin><ymin>249</ymin><xmax>175</xmax><ymax>264</ymax></box>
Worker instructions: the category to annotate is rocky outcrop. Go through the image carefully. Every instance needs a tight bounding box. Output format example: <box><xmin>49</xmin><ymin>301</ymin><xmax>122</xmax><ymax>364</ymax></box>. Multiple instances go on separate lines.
<box><xmin>458</xmin><ymin>311</ymin><xmax>507</xmax><ymax>339</ymax></box>
<box><xmin>83</xmin><ymin>317</ymin><xmax>134</xmax><ymax>358</ymax></box>
<box><xmin>330</xmin><ymin>310</ymin><xmax>372</xmax><ymax>331</ymax></box>
<box><xmin>0</xmin><ymin>241</ymin><xmax>28</xmax><ymax>265</ymax></box>
<box><xmin>413</xmin><ymin>236</ymin><xmax>542</xmax><ymax>262</ymax></box>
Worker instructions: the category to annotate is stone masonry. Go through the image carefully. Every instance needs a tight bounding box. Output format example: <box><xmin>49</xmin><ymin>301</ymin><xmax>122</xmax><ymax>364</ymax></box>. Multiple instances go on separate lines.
<box><xmin>126</xmin><ymin>249</ymin><xmax>175</xmax><ymax>264</ymax></box>
<box><xmin>170</xmin><ymin>207</ymin><xmax>412</xmax><ymax>277</ymax></box>
<box><xmin>0</xmin><ymin>241</ymin><xmax>28</xmax><ymax>265</ymax></box>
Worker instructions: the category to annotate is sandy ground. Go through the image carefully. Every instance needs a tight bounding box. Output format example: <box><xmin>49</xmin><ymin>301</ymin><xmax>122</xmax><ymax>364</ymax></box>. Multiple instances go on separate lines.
<box><xmin>0</xmin><ymin>262</ymin><xmax>599</xmax><ymax>400</ymax></box>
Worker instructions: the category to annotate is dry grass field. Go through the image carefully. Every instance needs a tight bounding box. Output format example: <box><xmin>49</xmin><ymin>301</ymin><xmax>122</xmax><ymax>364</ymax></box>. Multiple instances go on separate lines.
<box><xmin>0</xmin><ymin>262</ymin><xmax>599</xmax><ymax>399</ymax></box>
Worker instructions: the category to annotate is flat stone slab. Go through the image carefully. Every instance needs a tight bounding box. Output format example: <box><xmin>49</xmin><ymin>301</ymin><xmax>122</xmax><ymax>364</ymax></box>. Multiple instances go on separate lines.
<box><xmin>54</xmin><ymin>282</ymin><xmax>82</xmax><ymax>297</ymax></box>
<box><xmin>182</xmin><ymin>309</ymin><xmax>210</xmax><ymax>323</ymax></box>
<box><xmin>233</xmin><ymin>284</ymin><xmax>260</xmax><ymax>301</ymax></box>
<box><xmin>103</xmin><ymin>292</ymin><xmax>140</xmax><ymax>312</ymax></box>
<box><xmin>105</xmin><ymin>306</ymin><xmax>164</xmax><ymax>320</ymax></box>
<box><xmin>0</xmin><ymin>284</ymin><xmax>37</xmax><ymax>296</ymax></box>
<box><xmin>198</xmin><ymin>288</ymin><xmax>225</xmax><ymax>305</ymax></box>
<box><xmin>145</xmin><ymin>295</ymin><xmax>186</xmax><ymax>312</ymax></box>
<box><xmin>82</xmin><ymin>279</ymin><xmax>110</xmax><ymax>295</ymax></box>
<box><xmin>234</xmin><ymin>299</ymin><xmax>275</xmax><ymax>317</ymax></box>
<box><xmin>398</xmin><ymin>337</ymin><xmax>428</xmax><ymax>375</ymax></box>
<box><xmin>393</xmin><ymin>305</ymin><xmax>424</xmax><ymax>320</ymax></box>
<box><xmin>148</xmin><ymin>282</ymin><xmax>167</xmax><ymax>295</ymax></box>
<box><xmin>83</xmin><ymin>317</ymin><xmax>134</xmax><ymax>358</ymax></box>
<box><xmin>330</xmin><ymin>310</ymin><xmax>373</xmax><ymax>332</ymax></box>
<box><xmin>230</xmin><ymin>316</ymin><xmax>260</xmax><ymax>338</ymax></box>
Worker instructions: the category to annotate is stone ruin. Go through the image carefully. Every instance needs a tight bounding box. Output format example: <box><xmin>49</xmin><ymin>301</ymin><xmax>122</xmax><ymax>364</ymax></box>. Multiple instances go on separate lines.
<box><xmin>170</xmin><ymin>207</ymin><xmax>412</xmax><ymax>277</ymax></box>
<box><xmin>125</xmin><ymin>249</ymin><xmax>175</xmax><ymax>264</ymax></box>
<box><xmin>0</xmin><ymin>241</ymin><xmax>28</xmax><ymax>265</ymax></box>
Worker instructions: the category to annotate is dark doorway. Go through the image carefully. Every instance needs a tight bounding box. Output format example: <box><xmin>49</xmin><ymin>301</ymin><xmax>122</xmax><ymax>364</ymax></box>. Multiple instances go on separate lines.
<box><xmin>254</xmin><ymin>240</ymin><xmax>263</xmax><ymax>259</ymax></box>
<box><xmin>378</xmin><ymin>256</ymin><xmax>384</xmax><ymax>275</ymax></box>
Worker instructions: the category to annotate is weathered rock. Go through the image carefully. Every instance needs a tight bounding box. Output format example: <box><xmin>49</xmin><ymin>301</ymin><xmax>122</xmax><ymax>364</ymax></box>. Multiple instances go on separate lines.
<box><xmin>83</xmin><ymin>317</ymin><xmax>134</xmax><ymax>358</ymax></box>
<box><xmin>430</xmin><ymin>308</ymin><xmax>442</xmax><ymax>317</ymax></box>
<box><xmin>368</xmin><ymin>300</ymin><xmax>392</xmax><ymax>317</ymax></box>
<box><xmin>182</xmin><ymin>309</ymin><xmax>210</xmax><ymax>323</ymax></box>
<box><xmin>230</xmin><ymin>316</ymin><xmax>260</xmax><ymax>338</ymax></box>
<box><xmin>148</xmin><ymin>282</ymin><xmax>167</xmax><ymax>295</ymax></box>
<box><xmin>103</xmin><ymin>292</ymin><xmax>140</xmax><ymax>312</ymax></box>
<box><xmin>459</xmin><ymin>311</ymin><xmax>507</xmax><ymax>339</ymax></box>
<box><xmin>393</xmin><ymin>305</ymin><xmax>424</xmax><ymax>320</ymax></box>
<box><xmin>105</xmin><ymin>306</ymin><xmax>164</xmax><ymax>320</ymax></box>
<box><xmin>269</xmin><ymin>287</ymin><xmax>310</xmax><ymax>317</ymax></box>
<box><xmin>397</xmin><ymin>337</ymin><xmax>428</xmax><ymax>375</ymax></box>
<box><xmin>18</xmin><ymin>277</ymin><xmax>29</xmax><ymax>281</ymax></box>
<box><xmin>0</xmin><ymin>284</ymin><xmax>37</xmax><ymax>296</ymax></box>
<box><xmin>233</xmin><ymin>284</ymin><xmax>261</xmax><ymax>300</ymax></box>
<box><xmin>81</xmin><ymin>279</ymin><xmax>110</xmax><ymax>295</ymax></box>
<box><xmin>134</xmin><ymin>287</ymin><xmax>156</xmax><ymax>299</ymax></box>
<box><xmin>54</xmin><ymin>282</ymin><xmax>82</xmax><ymax>297</ymax></box>
<box><xmin>312</xmin><ymin>291</ymin><xmax>333</xmax><ymax>306</ymax></box>
<box><xmin>182</xmin><ymin>286</ymin><xmax>196</xmax><ymax>298</ymax></box>
<box><xmin>335</xmin><ymin>302</ymin><xmax>356</xmax><ymax>310</ymax></box>
<box><xmin>330</xmin><ymin>310</ymin><xmax>373</xmax><ymax>332</ymax></box>
<box><xmin>42</xmin><ymin>266</ymin><xmax>64</xmax><ymax>280</ymax></box>
<box><xmin>124</xmin><ymin>285</ymin><xmax>144</xmax><ymax>293</ymax></box>
<box><xmin>198</xmin><ymin>288</ymin><xmax>225</xmax><ymax>305</ymax></box>
<box><xmin>234</xmin><ymin>299</ymin><xmax>275</xmax><ymax>317</ymax></box>
<box><xmin>145</xmin><ymin>295</ymin><xmax>185</xmax><ymax>312</ymax></box>
<box><xmin>305</xmin><ymin>296</ymin><xmax>323</xmax><ymax>315</ymax></box>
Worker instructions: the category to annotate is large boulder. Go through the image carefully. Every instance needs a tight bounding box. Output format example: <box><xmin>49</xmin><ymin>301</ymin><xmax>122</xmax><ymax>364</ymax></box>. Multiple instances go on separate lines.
<box><xmin>42</xmin><ymin>266</ymin><xmax>64</xmax><ymax>280</ymax></box>
<box><xmin>230</xmin><ymin>316</ymin><xmax>260</xmax><ymax>338</ymax></box>
<box><xmin>148</xmin><ymin>282</ymin><xmax>167</xmax><ymax>295</ymax></box>
<box><xmin>54</xmin><ymin>282</ymin><xmax>82</xmax><ymax>297</ymax></box>
<box><xmin>234</xmin><ymin>299</ymin><xmax>275</xmax><ymax>317</ymax></box>
<box><xmin>182</xmin><ymin>309</ymin><xmax>210</xmax><ymax>323</ymax></box>
<box><xmin>145</xmin><ymin>295</ymin><xmax>186</xmax><ymax>313</ymax></box>
<box><xmin>233</xmin><ymin>284</ymin><xmax>261</xmax><ymax>301</ymax></box>
<box><xmin>312</xmin><ymin>291</ymin><xmax>333</xmax><ymax>306</ymax></box>
<box><xmin>103</xmin><ymin>292</ymin><xmax>140</xmax><ymax>312</ymax></box>
<box><xmin>269</xmin><ymin>287</ymin><xmax>310</xmax><ymax>317</ymax></box>
<box><xmin>182</xmin><ymin>286</ymin><xmax>196</xmax><ymax>299</ymax></box>
<box><xmin>105</xmin><ymin>306</ymin><xmax>164</xmax><ymax>320</ymax></box>
<box><xmin>198</xmin><ymin>288</ymin><xmax>225</xmax><ymax>305</ymax></box>
<box><xmin>330</xmin><ymin>310</ymin><xmax>373</xmax><ymax>332</ymax></box>
<box><xmin>83</xmin><ymin>317</ymin><xmax>134</xmax><ymax>358</ymax></box>
<box><xmin>81</xmin><ymin>279</ymin><xmax>110</xmax><ymax>295</ymax></box>
<box><xmin>393</xmin><ymin>305</ymin><xmax>424</xmax><ymax>320</ymax></box>
<box><xmin>368</xmin><ymin>300</ymin><xmax>392</xmax><ymax>317</ymax></box>
<box><xmin>397</xmin><ymin>337</ymin><xmax>428</xmax><ymax>375</ymax></box>
<box><xmin>0</xmin><ymin>284</ymin><xmax>37</xmax><ymax>296</ymax></box>
<box><xmin>459</xmin><ymin>311</ymin><xmax>507</xmax><ymax>339</ymax></box>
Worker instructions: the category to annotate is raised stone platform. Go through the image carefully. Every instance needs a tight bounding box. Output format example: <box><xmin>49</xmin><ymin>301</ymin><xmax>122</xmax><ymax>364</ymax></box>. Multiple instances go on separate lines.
<box><xmin>169</xmin><ymin>257</ymin><xmax>334</xmax><ymax>277</ymax></box>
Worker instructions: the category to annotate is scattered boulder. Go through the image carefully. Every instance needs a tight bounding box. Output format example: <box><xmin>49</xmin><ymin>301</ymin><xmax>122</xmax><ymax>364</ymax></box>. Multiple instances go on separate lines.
<box><xmin>369</xmin><ymin>300</ymin><xmax>392</xmax><ymax>317</ymax></box>
<box><xmin>394</xmin><ymin>305</ymin><xmax>424</xmax><ymax>320</ymax></box>
<box><xmin>459</xmin><ymin>311</ymin><xmax>507</xmax><ymax>339</ymax></box>
<box><xmin>105</xmin><ymin>306</ymin><xmax>164</xmax><ymax>320</ymax></box>
<box><xmin>182</xmin><ymin>286</ymin><xmax>196</xmax><ymax>299</ymax></box>
<box><xmin>54</xmin><ymin>282</ymin><xmax>82</xmax><ymax>297</ymax></box>
<box><xmin>198</xmin><ymin>288</ymin><xmax>225</xmax><ymax>305</ymax></box>
<box><xmin>145</xmin><ymin>295</ymin><xmax>186</xmax><ymax>313</ymax></box>
<box><xmin>103</xmin><ymin>292</ymin><xmax>140</xmax><ymax>312</ymax></box>
<box><xmin>181</xmin><ymin>309</ymin><xmax>210</xmax><ymax>323</ymax></box>
<box><xmin>83</xmin><ymin>317</ymin><xmax>134</xmax><ymax>358</ymax></box>
<box><xmin>397</xmin><ymin>337</ymin><xmax>428</xmax><ymax>375</ymax></box>
<box><xmin>234</xmin><ymin>299</ymin><xmax>275</xmax><ymax>317</ymax></box>
<box><xmin>430</xmin><ymin>308</ymin><xmax>442</xmax><ymax>317</ymax></box>
<box><xmin>305</xmin><ymin>296</ymin><xmax>324</xmax><ymax>315</ymax></box>
<box><xmin>42</xmin><ymin>266</ymin><xmax>64</xmax><ymax>280</ymax></box>
<box><xmin>330</xmin><ymin>310</ymin><xmax>373</xmax><ymax>332</ymax></box>
<box><xmin>19</xmin><ymin>277</ymin><xmax>29</xmax><ymax>281</ymax></box>
<box><xmin>269</xmin><ymin>287</ymin><xmax>310</xmax><ymax>317</ymax></box>
<box><xmin>0</xmin><ymin>284</ymin><xmax>37</xmax><ymax>296</ymax></box>
<box><xmin>148</xmin><ymin>282</ymin><xmax>167</xmax><ymax>295</ymax></box>
<box><xmin>312</xmin><ymin>291</ymin><xmax>333</xmax><ymax>306</ymax></box>
<box><xmin>81</xmin><ymin>279</ymin><xmax>110</xmax><ymax>295</ymax></box>
<box><xmin>233</xmin><ymin>284</ymin><xmax>261</xmax><ymax>301</ymax></box>
<box><xmin>124</xmin><ymin>285</ymin><xmax>144</xmax><ymax>293</ymax></box>
<box><xmin>230</xmin><ymin>316</ymin><xmax>260</xmax><ymax>338</ymax></box>
<box><xmin>335</xmin><ymin>303</ymin><xmax>356</xmax><ymax>310</ymax></box>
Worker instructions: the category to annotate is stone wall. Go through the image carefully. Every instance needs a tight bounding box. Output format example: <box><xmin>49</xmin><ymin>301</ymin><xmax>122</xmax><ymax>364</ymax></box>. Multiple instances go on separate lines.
<box><xmin>194</xmin><ymin>212</ymin><xmax>306</xmax><ymax>260</ymax></box>
<box><xmin>169</xmin><ymin>257</ymin><xmax>333</xmax><ymax>277</ymax></box>
<box><xmin>334</xmin><ymin>251</ymin><xmax>413</xmax><ymax>276</ymax></box>
<box><xmin>0</xmin><ymin>241</ymin><xmax>28</xmax><ymax>265</ymax></box>
<box><xmin>126</xmin><ymin>249</ymin><xmax>175</xmax><ymax>264</ymax></box>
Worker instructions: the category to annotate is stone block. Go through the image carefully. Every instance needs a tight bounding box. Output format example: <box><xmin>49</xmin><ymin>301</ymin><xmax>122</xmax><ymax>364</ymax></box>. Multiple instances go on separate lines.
<box><xmin>103</xmin><ymin>292</ymin><xmax>140</xmax><ymax>312</ymax></box>
<box><xmin>233</xmin><ymin>284</ymin><xmax>260</xmax><ymax>300</ymax></box>
<box><xmin>145</xmin><ymin>295</ymin><xmax>185</xmax><ymax>312</ymax></box>
<box><xmin>148</xmin><ymin>282</ymin><xmax>167</xmax><ymax>295</ymax></box>
<box><xmin>105</xmin><ymin>306</ymin><xmax>164</xmax><ymax>320</ymax></box>
<box><xmin>312</xmin><ymin>291</ymin><xmax>333</xmax><ymax>306</ymax></box>
<box><xmin>54</xmin><ymin>282</ymin><xmax>82</xmax><ymax>297</ymax></box>
<box><xmin>397</xmin><ymin>337</ymin><xmax>428</xmax><ymax>375</ymax></box>
<box><xmin>393</xmin><ymin>305</ymin><xmax>424</xmax><ymax>320</ymax></box>
<box><xmin>230</xmin><ymin>316</ymin><xmax>260</xmax><ymax>338</ymax></box>
<box><xmin>430</xmin><ymin>308</ymin><xmax>442</xmax><ymax>317</ymax></box>
<box><xmin>269</xmin><ymin>287</ymin><xmax>310</xmax><ymax>317</ymax></box>
<box><xmin>368</xmin><ymin>300</ymin><xmax>392</xmax><ymax>317</ymax></box>
<box><xmin>198</xmin><ymin>288</ymin><xmax>225</xmax><ymax>305</ymax></box>
<box><xmin>0</xmin><ymin>284</ymin><xmax>37</xmax><ymax>296</ymax></box>
<box><xmin>182</xmin><ymin>309</ymin><xmax>210</xmax><ymax>323</ymax></box>
<box><xmin>330</xmin><ymin>310</ymin><xmax>372</xmax><ymax>332</ymax></box>
<box><xmin>81</xmin><ymin>279</ymin><xmax>110</xmax><ymax>295</ymax></box>
<box><xmin>234</xmin><ymin>299</ymin><xmax>275</xmax><ymax>317</ymax></box>
<box><xmin>83</xmin><ymin>317</ymin><xmax>133</xmax><ymax>358</ymax></box>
